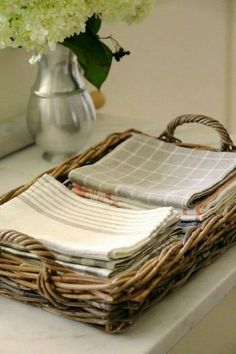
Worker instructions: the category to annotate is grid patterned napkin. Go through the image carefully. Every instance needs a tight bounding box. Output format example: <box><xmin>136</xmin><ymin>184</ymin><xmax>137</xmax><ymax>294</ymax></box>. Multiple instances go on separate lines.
<box><xmin>0</xmin><ymin>174</ymin><xmax>180</xmax><ymax>277</ymax></box>
<box><xmin>69</xmin><ymin>133</ymin><xmax>236</xmax><ymax>208</ymax></box>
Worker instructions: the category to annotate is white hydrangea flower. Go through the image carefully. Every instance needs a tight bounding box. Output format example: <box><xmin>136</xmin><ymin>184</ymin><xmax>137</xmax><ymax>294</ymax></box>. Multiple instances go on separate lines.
<box><xmin>88</xmin><ymin>0</ymin><xmax>154</xmax><ymax>23</ymax></box>
<box><xmin>0</xmin><ymin>0</ymin><xmax>154</xmax><ymax>52</ymax></box>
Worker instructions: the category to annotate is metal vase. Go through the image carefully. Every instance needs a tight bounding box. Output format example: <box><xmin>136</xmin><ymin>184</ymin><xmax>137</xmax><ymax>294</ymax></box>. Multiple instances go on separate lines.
<box><xmin>27</xmin><ymin>44</ymin><xmax>96</xmax><ymax>161</ymax></box>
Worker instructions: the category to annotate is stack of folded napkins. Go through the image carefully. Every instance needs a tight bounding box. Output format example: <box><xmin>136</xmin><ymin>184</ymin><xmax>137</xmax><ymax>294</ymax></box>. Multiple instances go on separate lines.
<box><xmin>69</xmin><ymin>133</ymin><xmax>236</xmax><ymax>223</ymax></box>
<box><xmin>1</xmin><ymin>133</ymin><xmax>235</xmax><ymax>279</ymax></box>
<box><xmin>0</xmin><ymin>174</ymin><xmax>180</xmax><ymax>278</ymax></box>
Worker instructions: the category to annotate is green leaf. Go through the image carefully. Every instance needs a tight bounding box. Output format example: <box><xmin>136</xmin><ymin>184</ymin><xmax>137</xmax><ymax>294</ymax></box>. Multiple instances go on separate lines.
<box><xmin>86</xmin><ymin>14</ymin><xmax>101</xmax><ymax>34</ymax></box>
<box><xmin>63</xmin><ymin>31</ymin><xmax>113</xmax><ymax>89</ymax></box>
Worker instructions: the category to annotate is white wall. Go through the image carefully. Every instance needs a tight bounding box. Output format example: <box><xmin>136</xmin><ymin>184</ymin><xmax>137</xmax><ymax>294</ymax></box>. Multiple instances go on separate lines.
<box><xmin>0</xmin><ymin>0</ymin><xmax>235</xmax><ymax>134</ymax></box>
<box><xmin>101</xmin><ymin>0</ymin><xmax>229</xmax><ymax>129</ymax></box>
<box><xmin>0</xmin><ymin>49</ymin><xmax>36</xmax><ymax>122</ymax></box>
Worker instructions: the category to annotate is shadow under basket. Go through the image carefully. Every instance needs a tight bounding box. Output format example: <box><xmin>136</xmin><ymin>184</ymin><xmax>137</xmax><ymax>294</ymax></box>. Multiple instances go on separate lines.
<box><xmin>0</xmin><ymin>114</ymin><xmax>236</xmax><ymax>333</ymax></box>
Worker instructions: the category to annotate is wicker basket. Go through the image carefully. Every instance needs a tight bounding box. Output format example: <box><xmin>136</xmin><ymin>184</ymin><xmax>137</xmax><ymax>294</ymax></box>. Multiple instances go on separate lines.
<box><xmin>0</xmin><ymin>114</ymin><xmax>236</xmax><ymax>333</ymax></box>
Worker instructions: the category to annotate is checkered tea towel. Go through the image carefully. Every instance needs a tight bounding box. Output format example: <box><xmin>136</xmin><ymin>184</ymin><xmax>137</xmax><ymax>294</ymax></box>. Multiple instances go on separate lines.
<box><xmin>69</xmin><ymin>133</ymin><xmax>236</xmax><ymax>209</ymax></box>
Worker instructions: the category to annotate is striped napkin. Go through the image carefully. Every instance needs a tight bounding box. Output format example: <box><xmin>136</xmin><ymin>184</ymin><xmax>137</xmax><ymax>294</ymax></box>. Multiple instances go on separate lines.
<box><xmin>0</xmin><ymin>174</ymin><xmax>180</xmax><ymax>277</ymax></box>
<box><xmin>69</xmin><ymin>133</ymin><xmax>236</xmax><ymax>213</ymax></box>
<box><xmin>71</xmin><ymin>176</ymin><xmax>236</xmax><ymax>221</ymax></box>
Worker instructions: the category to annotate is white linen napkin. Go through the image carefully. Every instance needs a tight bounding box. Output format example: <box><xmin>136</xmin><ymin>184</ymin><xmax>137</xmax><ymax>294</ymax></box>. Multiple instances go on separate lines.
<box><xmin>0</xmin><ymin>174</ymin><xmax>178</xmax><ymax>261</ymax></box>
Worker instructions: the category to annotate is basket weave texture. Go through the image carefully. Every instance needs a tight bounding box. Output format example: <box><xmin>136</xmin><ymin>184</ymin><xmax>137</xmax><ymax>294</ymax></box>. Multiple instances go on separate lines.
<box><xmin>0</xmin><ymin>114</ymin><xmax>236</xmax><ymax>333</ymax></box>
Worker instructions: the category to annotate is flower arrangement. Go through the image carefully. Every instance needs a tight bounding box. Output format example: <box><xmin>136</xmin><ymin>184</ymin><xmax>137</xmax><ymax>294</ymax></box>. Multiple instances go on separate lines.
<box><xmin>0</xmin><ymin>0</ymin><xmax>154</xmax><ymax>88</ymax></box>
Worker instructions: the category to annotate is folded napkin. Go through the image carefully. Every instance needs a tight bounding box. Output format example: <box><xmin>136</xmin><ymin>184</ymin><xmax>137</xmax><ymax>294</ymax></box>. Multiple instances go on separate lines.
<box><xmin>71</xmin><ymin>175</ymin><xmax>236</xmax><ymax>222</ymax></box>
<box><xmin>69</xmin><ymin>134</ymin><xmax>236</xmax><ymax>209</ymax></box>
<box><xmin>71</xmin><ymin>182</ymin><xmax>150</xmax><ymax>210</ymax></box>
<box><xmin>1</xmin><ymin>224</ymin><xmax>181</xmax><ymax>278</ymax></box>
<box><xmin>0</xmin><ymin>174</ymin><xmax>180</xmax><ymax>277</ymax></box>
<box><xmin>181</xmin><ymin>176</ymin><xmax>236</xmax><ymax>221</ymax></box>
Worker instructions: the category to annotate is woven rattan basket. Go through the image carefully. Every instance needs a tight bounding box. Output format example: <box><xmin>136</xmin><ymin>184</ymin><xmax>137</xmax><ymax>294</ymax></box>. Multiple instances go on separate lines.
<box><xmin>0</xmin><ymin>114</ymin><xmax>236</xmax><ymax>333</ymax></box>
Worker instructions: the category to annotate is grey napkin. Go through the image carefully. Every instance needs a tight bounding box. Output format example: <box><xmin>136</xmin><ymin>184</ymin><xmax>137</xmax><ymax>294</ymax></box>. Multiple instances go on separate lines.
<box><xmin>69</xmin><ymin>133</ymin><xmax>236</xmax><ymax>208</ymax></box>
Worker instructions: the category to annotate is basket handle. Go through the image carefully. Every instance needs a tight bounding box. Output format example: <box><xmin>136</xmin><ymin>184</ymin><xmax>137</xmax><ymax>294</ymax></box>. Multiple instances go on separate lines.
<box><xmin>0</xmin><ymin>229</ymin><xmax>70</xmax><ymax>308</ymax></box>
<box><xmin>159</xmin><ymin>114</ymin><xmax>236</xmax><ymax>151</ymax></box>
<box><xmin>0</xmin><ymin>229</ymin><xmax>55</xmax><ymax>262</ymax></box>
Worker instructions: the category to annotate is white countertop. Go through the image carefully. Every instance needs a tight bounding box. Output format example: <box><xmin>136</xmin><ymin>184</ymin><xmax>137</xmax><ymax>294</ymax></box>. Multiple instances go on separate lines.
<box><xmin>0</xmin><ymin>113</ymin><xmax>236</xmax><ymax>354</ymax></box>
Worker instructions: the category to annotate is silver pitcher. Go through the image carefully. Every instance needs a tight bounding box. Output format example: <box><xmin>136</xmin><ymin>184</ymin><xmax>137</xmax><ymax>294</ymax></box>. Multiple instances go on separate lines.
<box><xmin>27</xmin><ymin>44</ymin><xmax>96</xmax><ymax>162</ymax></box>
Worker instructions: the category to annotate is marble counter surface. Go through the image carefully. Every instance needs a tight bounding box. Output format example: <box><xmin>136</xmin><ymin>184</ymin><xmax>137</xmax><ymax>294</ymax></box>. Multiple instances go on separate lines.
<box><xmin>0</xmin><ymin>113</ymin><xmax>235</xmax><ymax>354</ymax></box>
<box><xmin>0</xmin><ymin>248</ymin><xmax>235</xmax><ymax>354</ymax></box>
